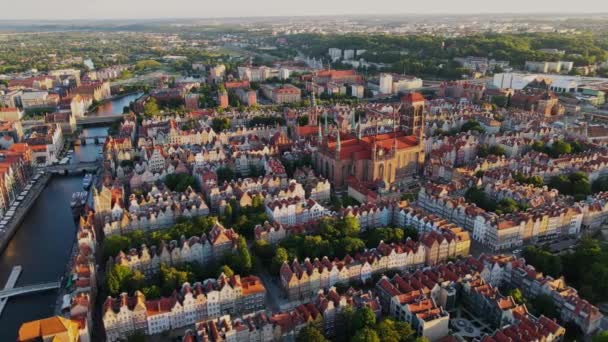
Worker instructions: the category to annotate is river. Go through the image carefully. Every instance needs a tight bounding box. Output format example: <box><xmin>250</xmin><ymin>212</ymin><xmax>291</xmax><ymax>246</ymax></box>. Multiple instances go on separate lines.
<box><xmin>90</xmin><ymin>92</ymin><xmax>143</xmax><ymax>117</ymax></box>
<box><xmin>0</xmin><ymin>175</ymin><xmax>83</xmax><ymax>340</ymax></box>
<box><xmin>0</xmin><ymin>114</ymin><xmax>115</xmax><ymax>338</ymax></box>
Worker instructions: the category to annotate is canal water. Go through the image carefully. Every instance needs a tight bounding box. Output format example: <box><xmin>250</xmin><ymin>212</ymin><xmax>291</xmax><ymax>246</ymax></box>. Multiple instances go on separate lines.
<box><xmin>90</xmin><ymin>92</ymin><xmax>143</xmax><ymax>117</ymax></box>
<box><xmin>0</xmin><ymin>175</ymin><xmax>82</xmax><ymax>340</ymax></box>
<box><xmin>0</xmin><ymin>124</ymin><xmax>108</xmax><ymax>339</ymax></box>
<box><xmin>73</xmin><ymin>127</ymin><xmax>108</xmax><ymax>164</ymax></box>
<box><xmin>0</xmin><ymin>93</ymin><xmax>137</xmax><ymax>339</ymax></box>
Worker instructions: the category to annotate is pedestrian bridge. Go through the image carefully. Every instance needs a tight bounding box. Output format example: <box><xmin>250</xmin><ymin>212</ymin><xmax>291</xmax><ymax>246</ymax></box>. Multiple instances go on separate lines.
<box><xmin>0</xmin><ymin>281</ymin><xmax>60</xmax><ymax>299</ymax></box>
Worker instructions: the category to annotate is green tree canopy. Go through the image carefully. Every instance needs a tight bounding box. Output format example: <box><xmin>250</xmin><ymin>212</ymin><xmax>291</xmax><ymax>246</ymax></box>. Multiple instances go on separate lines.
<box><xmin>351</xmin><ymin>328</ymin><xmax>380</xmax><ymax>342</ymax></box>
<box><xmin>143</xmin><ymin>98</ymin><xmax>160</xmax><ymax>117</ymax></box>
<box><xmin>353</xmin><ymin>307</ymin><xmax>377</xmax><ymax>331</ymax></box>
<box><xmin>296</xmin><ymin>325</ymin><xmax>329</xmax><ymax>342</ymax></box>
<box><xmin>375</xmin><ymin>319</ymin><xmax>415</xmax><ymax>342</ymax></box>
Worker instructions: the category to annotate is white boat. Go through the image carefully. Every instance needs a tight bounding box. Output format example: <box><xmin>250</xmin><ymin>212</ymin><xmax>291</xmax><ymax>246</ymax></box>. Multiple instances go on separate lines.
<box><xmin>71</xmin><ymin>191</ymin><xmax>88</xmax><ymax>208</ymax></box>
<box><xmin>82</xmin><ymin>174</ymin><xmax>93</xmax><ymax>189</ymax></box>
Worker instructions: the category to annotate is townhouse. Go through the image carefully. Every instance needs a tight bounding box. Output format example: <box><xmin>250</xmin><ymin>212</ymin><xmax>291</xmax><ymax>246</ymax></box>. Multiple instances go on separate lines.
<box><xmin>279</xmin><ymin>239</ymin><xmax>428</xmax><ymax>302</ymax></box>
<box><xmin>101</xmin><ymin>186</ymin><xmax>210</xmax><ymax>235</ymax></box>
<box><xmin>418</xmin><ymin>183</ymin><xmax>584</xmax><ymax>251</ymax></box>
<box><xmin>0</xmin><ymin>149</ymin><xmax>31</xmax><ymax>216</ymax></box>
<box><xmin>479</xmin><ymin>255</ymin><xmax>603</xmax><ymax>335</ymax></box>
<box><xmin>112</xmin><ymin>222</ymin><xmax>240</xmax><ymax>275</ymax></box>
<box><xmin>376</xmin><ymin>270</ymin><xmax>455</xmax><ymax>341</ymax></box>
<box><xmin>253</xmin><ymin>221</ymin><xmax>317</xmax><ymax>245</ymax></box>
<box><xmin>204</xmin><ymin>175</ymin><xmax>286</xmax><ymax>210</ymax></box>
<box><xmin>187</xmin><ymin>287</ymin><xmax>379</xmax><ymax>341</ymax></box>
<box><xmin>24</xmin><ymin>124</ymin><xmax>63</xmax><ymax>166</ymax></box>
<box><xmin>265</xmin><ymin>196</ymin><xmax>328</xmax><ymax>226</ymax></box>
<box><xmin>479</xmin><ymin>308</ymin><xmax>565</xmax><ymax>342</ymax></box>
<box><xmin>339</xmin><ymin>200</ymin><xmax>471</xmax><ymax>258</ymax></box>
<box><xmin>103</xmin><ymin>274</ymin><xmax>266</xmax><ymax>341</ymax></box>
<box><xmin>375</xmin><ymin>257</ymin><xmax>570</xmax><ymax>341</ymax></box>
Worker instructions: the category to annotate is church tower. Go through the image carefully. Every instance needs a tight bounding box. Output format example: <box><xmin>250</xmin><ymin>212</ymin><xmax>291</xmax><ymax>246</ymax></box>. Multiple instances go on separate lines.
<box><xmin>400</xmin><ymin>92</ymin><xmax>425</xmax><ymax>140</ymax></box>
<box><xmin>309</xmin><ymin>75</ymin><xmax>318</xmax><ymax>126</ymax></box>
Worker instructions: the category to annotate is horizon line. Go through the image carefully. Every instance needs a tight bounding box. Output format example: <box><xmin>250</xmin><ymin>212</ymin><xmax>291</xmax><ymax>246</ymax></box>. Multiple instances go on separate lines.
<box><xmin>2</xmin><ymin>11</ymin><xmax>608</xmax><ymax>23</ymax></box>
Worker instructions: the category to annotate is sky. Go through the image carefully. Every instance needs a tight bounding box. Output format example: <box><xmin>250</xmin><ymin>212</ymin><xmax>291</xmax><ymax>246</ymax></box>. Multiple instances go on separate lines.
<box><xmin>2</xmin><ymin>0</ymin><xmax>608</xmax><ymax>20</ymax></box>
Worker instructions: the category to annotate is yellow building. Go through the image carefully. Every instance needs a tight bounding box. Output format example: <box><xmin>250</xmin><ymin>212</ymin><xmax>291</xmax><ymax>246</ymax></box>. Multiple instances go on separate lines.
<box><xmin>18</xmin><ymin>316</ymin><xmax>83</xmax><ymax>342</ymax></box>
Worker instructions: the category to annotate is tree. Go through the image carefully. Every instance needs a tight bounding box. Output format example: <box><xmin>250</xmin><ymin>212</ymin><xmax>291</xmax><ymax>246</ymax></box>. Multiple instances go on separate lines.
<box><xmin>522</xmin><ymin>246</ymin><xmax>562</xmax><ymax>277</ymax></box>
<box><xmin>218</xmin><ymin>265</ymin><xmax>235</xmax><ymax>278</ymax></box>
<box><xmin>143</xmin><ymin>98</ymin><xmax>160</xmax><ymax>117</ymax></box>
<box><xmin>134</xmin><ymin>59</ymin><xmax>162</xmax><ymax>71</ymax></box>
<box><xmin>272</xmin><ymin>247</ymin><xmax>290</xmax><ymax>274</ymax></box>
<box><xmin>296</xmin><ymin>325</ymin><xmax>329</xmax><ymax>342</ymax></box>
<box><xmin>478</xmin><ymin>144</ymin><xmax>505</xmax><ymax>157</ymax></box>
<box><xmin>141</xmin><ymin>285</ymin><xmax>161</xmax><ymax>299</ymax></box>
<box><xmin>551</xmin><ymin>140</ymin><xmax>572</xmax><ymax>157</ymax></box>
<box><xmin>465</xmin><ymin>186</ymin><xmax>497</xmax><ymax>212</ymax></box>
<box><xmin>495</xmin><ymin>198</ymin><xmax>521</xmax><ymax>214</ymax></box>
<box><xmin>363</xmin><ymin>228</ymin><xmax>405</xmax><ymax>248</ymax></box>
<box><xmin>164</xmin><ymin>173</ymin><xmax>196</xmax><ymax>192</ymax></box>
<box><xmin>508</xmin><ymin>288</ymin><xmax>525</xmax><ymax>304</ymax></box>
<box><xmin>353</xmin><ymin>307</ymin><xmax>377</xmax><ymax>331</ymax></box>
<box><xmin>211</xmin><ymin>117</ymin><xmax>231</xmax><ymax>132</ymax></box>
<box><xmin>341</xmin><ymin>216</ymin><xmax>360</xmax><ymax>237</ymax></box>
<box><xmin>337</xmin><ymin>237</ymin><xmax>366</xmax><ymax>257</ymax></box>
<box><xmin>127</xmin><ymin>270</ymin><xmax>146</xmax><ymax>293</ymax></box>
<box><xmin>548</xmin><ymin>172</ymin><xmax>590</xmax><ymax>200</ymax></box>
<box><xmin>252</xmin><ymin>240</ymin><xmax>274</xmax><ymax>260</ymax></box>
<box><xmin>126</xmin><ymin>331</ymin><xmax>147</xmax><ymax>342</ymax></box>
<box><xmin>592</xmin><ymin>331</ymin><xmax>608</xmax><ymax>342</ymax></box>
<box><xmin>223</xmin><ymin>204</ymin><xmax>233</xmax><ymax>225</ymax></box>
<box><xmin>530</xmin><ymin>294</ymin><xmax>559</xmax><ymax>319</ymax></box>
<box><xmin>336</xmin><ymin>306</ymin><xmax>356</xmax><ymax>340</ymax></box>
<box><xmin>107</xmin><ymin>264</ymin><xmax>133</xmax><ymax>296</ymax></box>
<box><xmin>159</xmin><ymin>264</ymin><xmax>190</xmax><ymax>296</ymax></box>
<box><xmin>375</xmin><ymin>319</ymin><xmax>415</xmax><ymax>342</ymax></box>
<box><xmin>351</xmin><ymin>328</ymin><xmax>380</xmax><ymax>342</ymax></box>
<box><xmin>103</xmin><ymin>235</ymin><xmax>132</xmax><ymax>260</ymax></box>
<box><xmin>216</xmin><ymin>167</ymin><xmax>236</xmax><ymax>184</ymax></box>
<box><xmin>298</xmin><ymin>115</ymin><xmax>310</xmax><ymax>126</ymax></box>
<box><xmin>461</xmin><ymin>120</ymin><xmax>485</xmax><ymax>134</ymax></box>
<box><xmin>237</xmin><ymin>237</ymin><xmax>253</xmax><ymax>274</ymax></box>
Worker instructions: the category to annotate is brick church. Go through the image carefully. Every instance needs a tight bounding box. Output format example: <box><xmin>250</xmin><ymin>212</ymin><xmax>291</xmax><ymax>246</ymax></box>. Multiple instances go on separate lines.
<box><xmin>313</xmin><ymin>93</ymin><xmax>426</xmax><ymax>189</ymax></box>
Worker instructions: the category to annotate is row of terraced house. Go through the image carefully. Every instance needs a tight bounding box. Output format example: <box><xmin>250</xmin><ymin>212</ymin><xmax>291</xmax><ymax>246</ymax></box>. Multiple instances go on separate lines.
<box><xmin>181</xmin><ymin>287</ymin><xmax>380</xmax><ymax>341</ymax></box>
<box><xmin>109</xmin><ymin>221</ymin><xmax>240</xmax><ymax>275</ymax></box>
<box><xmin>102</xmin><ymin>274</ymin><xmax>266</xmax><ymax>341</ymax></box>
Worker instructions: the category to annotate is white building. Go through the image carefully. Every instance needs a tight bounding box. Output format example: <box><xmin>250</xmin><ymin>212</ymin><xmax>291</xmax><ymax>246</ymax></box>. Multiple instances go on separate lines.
<box><xmin>379</xmin><ymin>73</ymin><xmax>393</xmax><ymax>94</ymax></box>
<box><xmin>343</xmin><ymin>49</ymin><xmax>355</xmax><ymax>60</ymax></box>
<box><xmin>328</xmin><ymin>48</ymin><xmax>342</xmax><ymax>61</ymax></box>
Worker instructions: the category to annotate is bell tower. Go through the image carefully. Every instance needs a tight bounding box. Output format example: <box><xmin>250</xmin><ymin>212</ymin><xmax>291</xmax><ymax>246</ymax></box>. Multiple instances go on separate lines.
<box><xmin>400</xmin><ymin>92</ymin><xmax>425</xmax><ymax>140</ymax></box>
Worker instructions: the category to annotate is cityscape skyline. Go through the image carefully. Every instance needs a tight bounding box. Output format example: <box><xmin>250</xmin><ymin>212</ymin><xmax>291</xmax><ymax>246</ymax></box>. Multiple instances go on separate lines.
<box><xmin>3</xmin><ymin>0</ymin><xmax>608</xmax><ymax>20</ymax></box>
<box><xmin>1</xmin><ymin>5</ymin><xmax>608</xmax><ymax>341</ymax></box>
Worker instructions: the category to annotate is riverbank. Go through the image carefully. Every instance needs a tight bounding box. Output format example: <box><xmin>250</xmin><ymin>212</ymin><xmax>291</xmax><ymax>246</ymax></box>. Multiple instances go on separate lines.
<box><xmin>0</xmin><ymin>175</ymin><xmax>84</xmax><ymax>341</ymax></box>
<box><xmin>0</xmin><ymin>172</ymin><xmax>50</xmax><ymax>254</ymax></box>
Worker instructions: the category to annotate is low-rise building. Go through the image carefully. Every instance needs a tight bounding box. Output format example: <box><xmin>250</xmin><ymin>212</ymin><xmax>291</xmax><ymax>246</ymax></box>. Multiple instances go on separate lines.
<box><xmin>103</xmin><ymin>274</ymin><xmax>265</xmax><ymax>341</ymax></box>
<box><xmin>261</xmin><ymin>84</ymin><xmax>302</xmax><ymax>104</ymax></box>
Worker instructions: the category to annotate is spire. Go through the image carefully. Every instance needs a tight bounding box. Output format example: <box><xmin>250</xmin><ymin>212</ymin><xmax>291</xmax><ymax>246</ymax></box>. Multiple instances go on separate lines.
<box><xmin>318</xmin><ymin>120</ymin><xmax>323</xmax><ymax>143</ymax></box>
<box><xmin>351</xmin><ymin>110</ymin><xmax>356</xmax><ymax>132</ymax></box>
<box><xmin>336</xmin><ymin>131</ymin><xmax>341</xmax><ymax>152</ymax></box>
<box><xmin>357</xmin><ymin>123</ymin><xmax>362</xmax><ymax>139</ymax></box>
<box><xmin>324</xmin><ymin>111</ymin><xmax>328</xmax><ymax>134</ymax></box>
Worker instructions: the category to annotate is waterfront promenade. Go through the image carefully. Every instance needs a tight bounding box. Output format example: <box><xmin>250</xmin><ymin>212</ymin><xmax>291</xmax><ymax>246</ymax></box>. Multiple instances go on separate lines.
<box><xmin>0</xmin><ymin>172</ymin><xmax>51</xmax><ymax>254</ymax></box>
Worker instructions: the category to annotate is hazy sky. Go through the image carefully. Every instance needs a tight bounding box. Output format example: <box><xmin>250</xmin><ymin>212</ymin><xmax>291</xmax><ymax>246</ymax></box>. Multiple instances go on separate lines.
<box><xmin>3</xmin><ymin>0</ymin><xmax>608</xmax><ymax>20</ymax></box>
